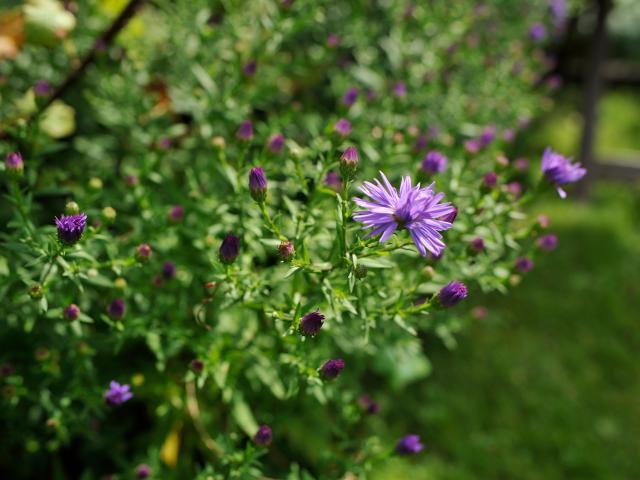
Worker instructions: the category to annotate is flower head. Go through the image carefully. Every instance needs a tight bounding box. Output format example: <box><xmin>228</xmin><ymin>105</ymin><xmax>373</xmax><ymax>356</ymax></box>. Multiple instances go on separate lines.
<box><xmin>538</xmin><ymin>233</ymin><xmax>558</xmax><ymax>251</ymax></box>
<box><xmin>55</xmin><ymin>213</ymin><xmax>87</xmax><ymax>246</ymax></box>
<box><xmin>243</xmin><ymin>60</ymin><xmax>257</xmax><ymax>77</ymax></box>
<box><xmin>438</xmin><ymin>281</ymin><xmax>468</xmax><ymax>308</ymax></box>
<box><xmin>5</xmin><ymin>152</ymin><xmax>23</xmax><ymax>176</ymax></box>
<box><xmin>342</xmin><ymin>87</ymin><xmax>358</xmax><ymax>106</ymax></box>
<box><xmin>515</xmin><ymin>257</ymin><xmax>534</xmax><ymax>273</ymax></box>
<box><xmin>63</xmin><ymin>304</ymin><xmax>80</xmax><ymax>321</ymax></box>
<box><xmin>469</xmin><ymin>237</ymin><xmax>485</xmax><ymax>253</ymax></box>
<box><xmin>320</xmin><ymin>358</ymin><xmax>345</xmax><ymax>380</ymax></box>
<box><xmin>327</xmin><ymin>34</ymin><xmax>340</xmax><ymax>48</ymax></box>
<box><xmin>334</xmin><ymin>118</ymin><xmax>352</xmax><ymax>137</ymax></box>
<box><xmin>393</xmin><ymin>81</ymin><xmax>407</xmax><ymax>98</ymax></box>
<box><xmin>105</xmin><ymin>381</ymin><xmax>133</xmax><ymax>406</ymax></box>
<box><xmin>248</xmin><ymin>167</ymin><xmax>268</xmax><ymax>202</ymax></box>
<box><xmin>354</xmin><ymin>172</ymin><xmax>455</xmax><ymax>257</ymax></box>
<box><xmin>464</xmin><ymin>138</ymin><xmax>482</xmax><ymax>154</ymax></box>
<box><xmin>421</xmin><ymin>151</ymin><xmax>447</xmax><ymax>175</ymax></box>
<box><xmin>162</xmin><ymin>261</ymin><xmax>176</xmax><ymax>280</ymax></box>
<box><xmin>358</xmin><ymin>394</ymin><xmax>380</xmax><ymax>414</ymax></box>
<box><xmin>136</xmin><ymin>464</ymin><xmax>151</xmax><ymax>479</ymax></box>
<box><xmin>219</xmin><ymin>234</ymin><xmax>240</xmax><ymax>264</ymax></box>
<box><xmin>34</xmin><ymin>80</ymin><xmax>51</xmax><ymax>97</ymax></box>
<box><xmin>278</xmin><ymin>240</ymin><xmax>295</xmax><ymax>261</ymax></box>
<box><xmin>479</xmin><ymin>126</ymin><xmax>496</xmax><ymax>147</ymax></box>
<box><xmin>267</xmin><ymin>133</ymin><xmax>285</xmax><ymax>154</ymax></box>
<box><xmin>136</xmin><ymin>243</ymin><xmax>152</xmax><ymax>262</ymax></box>
<box><xmin>300</xmin><ymin>310</ymin><xmax>325</xmax><ymax>336</ymax></box>
<box><xmin>396</xmin><ymin>435</ymin><xmax>424</xmax><ymax>455</ymax></box>
<box><xmin>108</xmin><ymin>299</ymin><xmax>126</xmax><ymax>320</ymax></box>
<box><xmin>254</xmin><ymin>424</ymin><xmax>273</xmax><ymax>446</ymax></box>
<box><xmin>483</xmin><ymin>171</ymin><xmax>497</xmax><ymax>188</ymax></box>
<box><xmin>340</xmin><ymin>146</ymin><xmax>359</xmax><ymax>179</ymax></box>
<box><xmin>236</xmin><ymin>120</ymin><xmax>254</xmax><ymax>141</ymax></box>
<box><xmin>169</xmin><ymin>205</ymin><xmax>184</xmax><ymax>222</ymax></box>
<box><xmin>529</xmin><ymin>23</ymin><xmax>547</xmax><ymax>42</ymax></box>
<box><xmin>541</xmin><ymin>147</ymin><xmax>586</xmax><ymax>198</ymax></box>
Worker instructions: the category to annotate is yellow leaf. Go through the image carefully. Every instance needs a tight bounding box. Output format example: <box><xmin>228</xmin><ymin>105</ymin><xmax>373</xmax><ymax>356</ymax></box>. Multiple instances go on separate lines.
<box><xmin>160</xmin><ymin>422</ymin><xmax>181</xmax><ymax>468</ymax></box>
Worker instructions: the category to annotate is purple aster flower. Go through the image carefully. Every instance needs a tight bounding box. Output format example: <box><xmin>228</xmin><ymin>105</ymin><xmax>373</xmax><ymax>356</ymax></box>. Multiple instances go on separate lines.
<box><xmin>469</xmin><ymin>237</ymin><xmax>485</xmax><ymax>253</ymax></box>
<box><xmin>327</xmin><ymin>34</ymin><xmax>340</xmax><ymax>48</ymax></box>
<box><xmin>278</xmin><ymin>240</ymin><xmax>295</xmax><ymax>261</ymax></box>
<box><xmin>483</xmin><ymin>171</ymin><xmax>498</xmax><ymax>188</ymax></box>
<box><xmin>104</xmin><ymin>381</ymin><xmax>133</xmax><ymax>406</ymax></box>
<box><xmin>267</xmin><ymin>133</ymin><xmax>285</xmax><ymax>154</ymax></box>
<box><xmin>541</xmin><ymin>147</ymin><xmax>586</xmax><ymax>198</ymax></box>
<box><xmin>169</xmin><ymin>205</ymin><xmax>184</xmax><ymax>222</ymax></box>
<box><xmin>549</xmin><ymin>0</ymin><xmax>567</xmax><ymax>25</ymax></box>
<box><xmin>243</xmin><ymin>60</ymin><xmax>257</xmax><ymax>77</ymax></box>
<box><xmin>342</xmin><ymin>87</ymin><xmax>359</xmax><ymax>106</ymax></box>
<box><xmin>393</xmin><ymin>81</ymin><xmax>407</xmax><ymax>98</ymax></box>
<box><xmin>529</xmin><ymin>23</ymin><xmax>547</xmax><ymax>42</ymax></box>
<box><xmin>320</xmin><ymin>359</ymin><xmax>345</xmax><ymax>380</ymax></box>
<box><xmin>515</xmin><ymin>257</ymin><xmax>534</xmax><ymax>273</ymax></box>
<box><xmin>358</xmin><ymin>394</ymin><xmax>380</xmax><ymax>414</ymax></box>
<box><xmin>414</xmin><ymin>135</ymin><xmax>428</xmax><ymax>152</ymax></box>
<box><xmin>421</xmin><ymin>151</ymin><xmax>448</xmax><ymax>175</ymax></box>
<box><xmin>325</xmin><ymin>171</ymin><xmax>342</xmax><ymax>192</ymax></box>
<box><xmin>249</xmin><ymin>167</ymin><xmax>268</xmax><ymax>202</ymax></box>
<box><xmin>479</xmin><ymin>126</ymin><xmax>496</xmax><ymax>147</ymax></box>
<box><xmin>254</xmin><ymin>424</ymin><xmax>273</xmax><ymax>446</ymax></box>
<box><xmin>353</xmin><ymin>172</ymin><xmax>455</xmax><ymax>257</ymax></box>
<box><xmin>219</xmin><ymin>234</ymin><xmax>240</xmax><ymax>264</ymax></box>
<box><xmin>5</xmin><ymin>152</ymin><xmax>23</xmax><ymax>175</ymax></box>
<box><xmin>334</xmin><ymin>118</ymin><xmax>352</xmax><ymax>137</ymax></box>
<box><xmin>300</xmin><ymin>310</ymin><xmax>325</xmax><ymax>336</ymax></box>
<box><xmin>55</xmin><ymin>213</ymin><xmax>87</xmax><ymax>246</ymax></box>
<box><xmin>236</xmin><ymin>120</ymin><xmax>254</xmax><ymax>141</ymax></box>
<box><xmin>396</xmin><ymin>434</ymin><xmax>424</xmax><ymax>455</ymax></box>
<box><xmin>190</xmin><ymin>359</ymin><xmax>204</xmax><ymax>373</ymax></box>
<box><xmin>537</xmin><ymin>233</ymin><xmax>558</xmax><ymax>251</ymax></box>
<box><xmin>366</xmin><ymin>89</ymin><xmax>377</xmax><ymax>102</ymax></box>
<box><xmin>136</xmin><ymin>464</ymin><xmax>151</xmax><ymax>478</ymax></box>
<box><xmin>464</xmin><ymin>138</ymin><xmax>481</xmax><ymax>154</ymax></box>
<box><xmin>162</xmin><ymin>261</ymin><xmax>176</xmax><ymax>280</ymax></box>
<box><xmin>108</xmin><ymin>299</ymin><xmax>126</xmax><ymax>320</ymax></box>
<box><xmin>438</xmin><ymin>281</ymin><xmax>468</xmax><ymax>308</ymax></box>
<box><xmin>34</xmin><ymin>80</ymin><xmax>51</xmax><ymax>97</ymax></box>
<box><xmin>136</xmin><ymin>243</ymin><xmax>152</xmax><ymax>262</ymax></box>
<box><xmin>64</xmin><ymin>304</ymin><xmax>80</xmax><ymax>321</ymax></box>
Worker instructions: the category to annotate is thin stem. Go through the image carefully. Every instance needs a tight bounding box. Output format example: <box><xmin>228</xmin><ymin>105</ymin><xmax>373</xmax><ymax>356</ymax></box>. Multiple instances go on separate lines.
<box><xmin>260</xmin><ymin>202</ymin><xmax>285</xmax><ymax>240</ymax></box>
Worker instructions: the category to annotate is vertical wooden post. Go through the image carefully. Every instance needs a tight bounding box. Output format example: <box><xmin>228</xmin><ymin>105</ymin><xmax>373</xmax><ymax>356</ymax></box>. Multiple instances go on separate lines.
<box><xmin>577</xmin><ymin>0</ymin><xmax>614</xmax><ymax>195</ymax></box>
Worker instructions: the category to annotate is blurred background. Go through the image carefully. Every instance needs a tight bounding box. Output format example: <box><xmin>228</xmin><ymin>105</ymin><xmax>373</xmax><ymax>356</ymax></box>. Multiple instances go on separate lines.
<box><xmin>376</xmin><ymin>0</ymin><xmax>640</xmax><ymax>477</ymax></box>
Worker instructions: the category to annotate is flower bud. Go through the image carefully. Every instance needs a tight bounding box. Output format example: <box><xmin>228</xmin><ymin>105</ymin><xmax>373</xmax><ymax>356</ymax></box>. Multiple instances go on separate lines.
<box><xmin>248</xmin><ymin>167</ymin><xmax>268</xmax><ymax>202</ymax></box>
<box><xmin>441</xmin><ymin>207</ymin><xmax>458</xmax><ymax>224</ymax></box>
<box><xmin>102</xmin><ymin>206</ymin><xmax>116</xmax><ymax>224</ymax></box>
<box><xmin>358</xmin><ymin>394</ymin><xmax>379</xmax><ymax>414</ymax></box>
<box><xmin>107</xmin><ymin>299</ymin><xmax>126</xmax><ymax>320</ymax></box>
<box><xmin>169</xmin><ymin>205</ymin><xmax>184</xmax><ymax>223</ymax></box>
<box><xmin>339</xmin><ymin>146</ymin><xmax>359</xmax><ymax>179</ymax></box>
<box><xmin>162</xmin><ymin>261</ymin><xmax>176</xmax><ymax>280</ymax></box>
<box><xmin>219</xmin><ymin>234</ymin><xmax>240</xmax><ymax>264</ymax></box>
<box><xmin>55</xmin><ymin>213</ymin><xmax>87</xmax><ymax>246</ymax></box>
<box><xmin>89</xmin><ymin>177</ymin><xmax>103</xmax><ymax>190</ymax></box>
<box><xmin>300</xmin><ymin>310</ymin><xmax>325</xmax><ymax>336</ymax></box>
<box><xmin>469</xmin><ymin>237</ymin><xmax>485</xmax><ymax>253</ymax></box>
<box><xmin>63</xmin><ymin>304</ymin><xmax>80</xmax><ymax>321</ymax></box>
<box><xmin>29</xmin><ymin>283</ymin><xmax>44</xmax><ymax>300</ymax></box>
<box><xmin>537</xmin><ymin>233</ymin><xmax>558</xmax><ymax>251</ymax></box>
<box><xmin>483</xmin><ymin>171</ymin><xmax>497</xmax><ymax>189</ymax></box>
<box><xmin>136</xmin><ymin>464</ymin><xmax>151</xmax><ymax>479</ymax></box>
<box><xmin>514</xmin><ymin>257</ymin><xmax>533</xmax><ymax>273</ymax></box>
<box><xmin>342</xmin><ymin>87</ymin><xmax>358</xmax><ymax>106</ymax></box>
<box><xmin>254</xmin><ymin>424</ymin><xmax>273</xmax><ymax>446</ymax></box>
<box><xmin>334</xmin><ymin>118</ymin><xmax>352</xmax><ymax>137</ymax></box>
<box><xmin>211</xmin><ymin>136</ymin><xmax>226</xmax><ymax>149</ymax></box>
<box><xmin>65</xmin><ymin>201</ymin><xmax>80</xmax><ymax>215</ymax></box>
<box><xmin>236</xmin><ymin>120</ymin><xmax>253</xmax><ymax>141</ymax></box>
<box><xmin>395</xmin><ymin>435</ymin><xmax>424</xmax><ymax>455</ymax></box>
<box><xmin>354</xmin><ymin>265</ymin><xmax>368</xmax><ymax>279</ymax></box>
<box><xmin>190</xmin><ymin>359</ymin><xmax>204</xmax><ymax>373</ymax></box>
<box><xmin>421</xmin><ymin>151</ymin><xmax>447</xmax><ymax>175</ymax></box>
<box><xmin>319</xmin><ymin>358</ymin><xmax>345</xmax><ymax>380</ymax></box>
<box><xmin>278</xmin><ymin>240</ymin><xmax>295</xmax><ymax>261</ymax></box>
<box><xmin>437</xmin><ymin>281</ymin><xmax>468</xmax><ymax>308</ymax></box>
<box><xmin>267</xmin><ymin>134</ymin><xmax>285</xmax><ymax>154</ymax></box>
<box><xmin>5</xmin><ymin>152</ymin><xmax>23</xmax><ymax>178</ymax></box>
<box><xmin>136</xmin><ymin>244</ymin><xmax>152</xmax><ymax>263</ymax></box>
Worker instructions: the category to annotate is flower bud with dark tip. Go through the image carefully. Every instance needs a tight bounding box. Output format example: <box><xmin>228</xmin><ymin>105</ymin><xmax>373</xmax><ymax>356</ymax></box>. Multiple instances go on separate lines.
<box><xmin>29</xmin><ymin>283</ymin><xmax>44</xmax><ymax>300</ymax></box>
<box><xmin>254</xmin><ymin>424</ymin><xmax>273</xmax><ymax>446</ymax></box>
<box><xmin>300</xmin><ymin>310</ymin><xmax>324</xmax><ymax>336</ymax></box>
<box><xmin>437</xmin><ymin>281</ymin><xmax>468</xmax><ymax>308</ymax></box>
<box><xmin>136</xmin><ymin>244</ymin><xmax>152</xmax><ymax>263</ymax></box>
<box><xmin>278</xmin><ymin>240</ymin><xmax>295</xmax><ymax>261</ymax></box>
<box><xmin>248</xmin><ymin>167</ymin><xmax>268</xmax><ymax>203</ymax></box>
<box><xmin>339</xmin><ymin>146</ymin><xmax>359</xmax><ymax>180</ymax></box>
<box><xmin>219</xmin><ymin>234</ymin><xmax>240</xmax><ymax>264</ymax></box>
<box><xmin>64</xmin><ymin>304</ymin><xmax>80</xmax><ymax>321</ymax></box>
<box><xmin>5</xmin><ymin>152</ymin><xmax>23</xmax><ymax>178</ymax></box>
<box><xmin>354</xmin><ymin>265</ymin><xmax>368</xmax><ymax>279</ymax></box>
<box><xmin>108</xmin><ymin>299</ymin><xmax>126</xmax><ymax>320</ymax></box>
<box><xmin>319</xmin><ymin>358</ymin><xmax>345</xmax><ymax>380</ymax></box>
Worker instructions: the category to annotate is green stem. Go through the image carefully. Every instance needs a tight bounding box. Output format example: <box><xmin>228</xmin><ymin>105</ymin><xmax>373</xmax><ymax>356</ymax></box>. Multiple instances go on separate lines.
<box><xmin>260</xmin><ymin>202</ymin><xmax>285</xmax><ymax>240</ymax></box>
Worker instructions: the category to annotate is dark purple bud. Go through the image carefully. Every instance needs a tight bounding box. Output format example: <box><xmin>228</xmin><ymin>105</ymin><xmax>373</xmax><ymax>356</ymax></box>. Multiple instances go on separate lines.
<box><xmin>334</xmin><ymin>118</ymin><xmax>352</xmax><ymax>137</ymax></box>
<box><xmin>342</xmin><ymin>87</ymin><xmax>358</xmax><ymax>106</ymax></box>
<box><xmin>5</xmin><ymin>152</ymin><xmax>23</xmax><ymax>176</ymax></box>
<box><xmin>414</xmin><ymin>135</ymin><xmax>428</xmax><ymax>152</ymax></box>
<box><xmin>108</xmin><ymin>299</ymin><xmax>126</xmax><ymax>320</ymax></box>
<box><xmin>267</xmin><ymin>133</ymin><xmax>285</xmax><ymax>154</ymax></box>
<box><xmin>243</xmin><ymin>60</ymin><xmax>257</xmax><ymax>76</ymax></box>
<box><xmin>278</xmin><ymin>240</ymin><xmax>295</xmax><ymax>261</ymax></box>
<box><xmin>483</xmin><ymin>171</ymin><xmax>498</xmax><ymax>188</ymax></box>
<box><xmin>358</xmin><ymin>394</ymin><xmax>380</xmax><ymax>414</ymax></box>
<box><xmin>236</xmin><ymin>120</ymin><xmax>254</xmax><ymax>141</ymax></box>
<box><xmin>55</xmin><ymin>213</ymin><xmax>87</xmax><ymax>246</ymax></box>
<box><xmin>248</xmin><ymin>167</ymin><xmax>268</xmax><ymax>202</ymax></box>
<box><xmin>325</xmin><ymin>171</ymin><xmax>342</xmax><ymax>192</ymax></box>
<box><xmin>515</xmin><ymin>257</ymin><xmax>534</xmax><ymax>273</ymax></box>
<box><xmin>105</xmin><ymin>381</ymin><xmax>133</xmax><ymax>406</ymax></box>
<box><xmin>421</xmin><ymin>151</ymin><xmax>447</xmax><ymax>174</ymax></box>
<box><xmin>136</xmin><ymin>464</ymin><xmax>151</xmax><ymax>479</ymax></box>
<box><xmin>300</xmin><ymin>310</ymin><xmax>325</xmax><ymax>336</ymax></box>
<box><xmin>469</xmin><ymin>237</ymin><xmax>485</xmax><ymax>253</ymax></box>
<box><xmin>136</xmin><ymin>243</ymin><xmax>152</xmax><ymax>262</ymax></box>
<box><xmin>34</xmin><ymin>80</ymin><xmax>51</xmax><ymax>97</ymax></box>
<box><xmin>479</xmin><ymin>126</ymin><xmax>496</xmax><ymax>147</ymax></box>
<box><xmin>254</xmin><ymin>424</ymin><xmax>273</xmax><ymax>446</ymax></box>
<box><xmin>190</xmin><ymin>359</ymin><xmax>204</xmax><ymax>373</ymax></box>
<box><xmin>162</xmin><ymin>261</ymin><xmax>176</xmax><ymax>280</ymax></box>
<box><xmin>169</xmin><ymin>205</ymin><xmax>184</xmax><ymax>222</ymax></box>
<box><xmin>64</xmin><ymin>304</ymin><xmax>80</xmax><ymax>321</ymax></box>
<box><xmin>438</xmin><ymin>281</ymin><xmax>468</xmax><ymax>308</ymax></box>
<box><xmin>537</xmin><ymin>234</ymin><xmax>558</xmax><ymax>251</ymax></box>
<box><xmin>395</xmin><ymin>434</ymin><xmax>424</xmax><ymax>455</ymax></box>
<box><xmin>219</xmin><ymin>234</ymin><xmax>240</xmax><ymax>264</ymax></box>
<box><xmin>319</xmin><ymin>358</ymin><xmax>345</xmax><ymax>380</ymax></box>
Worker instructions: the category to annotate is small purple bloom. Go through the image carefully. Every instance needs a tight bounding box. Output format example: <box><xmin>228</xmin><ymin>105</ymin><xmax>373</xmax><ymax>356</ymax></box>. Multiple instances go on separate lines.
<box><xmin>136</xmin><ymin>464</ymin><xmax>151</xmax><ymax>479</ymax></box>
<box><xmin>320</xmin><ymin>359</ymin><xmax>345</xmax><ymax>380</ymax></box>
<box><xmin>358</xmin><ymin>394</ymin><xmax>380</xmax><ymax>414</ymax></box>
<box><xmin>354</xmin><ymin>172</ymin><xmax>455</xmax><ymax>257</ymax></box>
<box><xmin>438</xmin><ymin>281</ymin><xmax>468</xmax><ymax>308</ymax></box>
<box><xmin>541</xmin><ymin>147</ymin><xmax>586</xmax><ymax>198</ymax></box>
<box><xmin>514</xmin><ymin>158</ymin><xmax>529</xmax><ymax>172</ymax></box>
<box><xmin>529</xmin><ymin>23</ymin><xmax>547</xmax><ymax>42</ymax></box>
<box><xmin>396</xmin><ymin>434</ymin><xmax>424</xmax><ymax>455</ymax></box>
<box><xmin>327</xmin><ymin>34</ymin><xmax>340</xmax><ymax>48</ymax></box>
<box><xmin>515</xmin><ymin>257</ymin><xmax>534</xmax><ymax>273</ymax></box>
<box><xmin>267</xmin><ymin>133</ymin><xmax>285</xmax><ymax>154</ymax></box>
<box><xmin>508</xmin><ymin>181</ymin><xmax>523</xmax><ymax>198</ymax></box>
<box><xmin>483</xmin><ymin>172</ymin><xmax>498</xmax><ymax>188</ymax></box>
<box><xmin>243</xmin><ymin>60</ymin><xmax>257</xmax><ymax>77</ymax></box>
<box><xmin>393</xmin><ymin>81</ymin><xmax>407</xmax><ymax>98</ymax></box>
<box><xmin>469</xmin><ymin>237</ymin><xmax>485</xmax><ymax>253</ymax></box>
<box><xmin>278</xmin><ymin>240</ymin><xmax>295</xmax><ymax>261</ymax></box>
<box><xmin>34</xmin><ymin>80</ymin><xmax>51</xmax><ymax>97</ymax></box>
<box><xmin>55</xmin><ymin>213</ymin><xmax>87</xmax><ymax>245</ymax></box>
<box><xmin>64</xmin><ymin>304</ymin><xmax>80</xmax><ymax>321</ymax></box>
<box><xmin>108</xmin><ymin>299</ymin><xmax>126</xmax><ymax>320</ymax></box>
<box><xmin>464</xmin><ymin>138</ymin><xmax>481</xmax><ymax>154</ymax></box>
<box><xmin>254</xmin><ymin>424</ymin><xmax>273</xmax><ymax>446</ymax></box>
<box><xmin>334</xmin><ymin>118</ymin><xmax>352</xmax><ymax>137</ymax></box>
<box><xmin>537</xmin><ymin>233</ymin><xmax>558</xmax><ymax>251</ymax></box>
<box><xmin>219</xmin><ymin>234</ymin><xmax>240</xmax><ymax>264</ymax></box>
<box><xmin>503</xmin><ymin>129</ymin><xmax>516</xmax><ymax>142</ymax></box>
<box><xmin>549</xmin><ymin>0</ymin><xmax>567</xmax><ymax>26</ymax></box>
<box><xmin>342</xmin><ymin>87</ymin><xmax>358</xmax><ymax>106</ymax></box>
<box><xmin>340</xmin><ymin>146</ymin><xmax>359</xmax><ymax>178</ymax></box>
<box><xmin>136</xmin><ymin>243</ymin><xmax>152</xmax><ymax>262</ymax></box>
<box><xmin>414</xmin><ymin>135</ymin><xmax>428</xmax><ymax>152</ymax></box>
<box><xmin>421</xmin><ymin>151</ymin><xmax>448</xmax><ymax>175</ymax></box>
<box><xmin>236</xmin><ymin>120</ymin><xmax>254</xmax><ymax>141</ymax></box>
<box><xmin>169</xmin><ymin>205</ymin><xmax>184</xmax><ymax>222</ymax></box>
<box><xmin>162</xmin><ymin>261</ymin><xmax>176</xmax><ymax>280</ymax></box>
<box><xmin>249</xmin><ymin>167</ymin><xmax>268</xmax><ymax>202</ymax></box>
<box><xmin>300</xmin><ymin>310</ymin><xmax>325</xmax><ymax>336</ymax></box>
<box><xmin>479</xmin><ymin>126</ymin><xmax>496</xmax><ymax>147</ymax></box>
<box><xmin>325</xmin><ymin>171</ymin><xmax>342</xmax><ymax>192</ymax></box>
<box><xmin>5</xmin><ymin>152</ymin><xmax>23</xmax><ymax>174</ymax></box>
<box><xmin>104</xmin><ymin>381</ymin><xmax>133</xmax><ymax>406</ymax></box>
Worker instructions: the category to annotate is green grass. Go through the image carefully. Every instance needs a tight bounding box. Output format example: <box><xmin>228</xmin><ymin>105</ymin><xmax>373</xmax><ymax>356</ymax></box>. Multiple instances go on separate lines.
<box><xmin>374</xmin><ymin>183</ymin><xmax>640</xmax><ymax>479</ymax></box>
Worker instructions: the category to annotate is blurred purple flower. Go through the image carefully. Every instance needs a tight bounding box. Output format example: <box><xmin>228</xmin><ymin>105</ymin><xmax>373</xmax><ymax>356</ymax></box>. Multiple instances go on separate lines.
<box><xmin>334</xmin><ymin>118</ymin><xmax>352</xmax><ymax>137</ymax></box>
<box><xmin>537</xmin><ymin>233</ymin><xmax>558</xmax><ymax>251</ymax></box>
<box><xmin>396</xmin><ymin>434</ymin><xmax>424</xmax><ymax>455</ymax></box>
<box><xmin>300</xmin><ymin>310</ymin><xmax>325</xmax><ymax>336</ymax></box>
<box><xmin>421</xmin><ymin>151</ymin><xmax>448</xmax><ymax>175</ymax></box>
<box><xmin>320</xmin><ymin>359</ymin><xmax>345</xmax><ymax>380</ymax></box>
<box><xmin>64</xmin><ymin>304</ymin><xmax>80</xmax><ymax>321</ymax></box>
<box><xmin>254</xmin><ymin>425</ymin><xmax>273</xmax><ymax>446</ymax></box>
<box><xmin>438</xmin><ymin>281</ymin><xmax>468</xmax><ymax>308</ymax></box>
<box><xmin>325</xmin><ymin>171</ymin><xmax>342</xmax><ymax>192</ymax></box>
<box><xmin>236</xmin><ymin>120</ymin><xmax>254</xmax><ymax>141</ymax></box>
<box><xmin>55</xmin><ymin>213</ymin><xmax>87</xmax><ymax>245</ymax></box>
<box><xmin>136</xmin><ymin>464</ymin><xmax>151</xmax><ymax>479</ymax></box>
<box><xmin>162</xmin><ymin>261</ymin><xmax>176</xmax><ymax>280</ymax></box>
<box><xmin>243</xmin><ymin>60</ymin><xmax>257</xmax><ymax>76</ymax></box>
<box><xmin>267</xmin><ymin>133</ymin><xmax>285</xmax><ymax>154</ymax></box>
<box><xmin>515</xmin><ymin>257</ymin><xmax>534</xmax><ymax>273</ymax></box>
<box><xmin>342</xmin><ymin>87</ymin><xmax>359</xmax><ymax>106</ymax></box>
<box><xmin>358</xmin><ymin>394</ymin><xmax>380</xmax><ymax>414</ymax></box>
<box><xmin>393</xmin><ymin>81</ymin><xmax>407</xmax><ymax>98</ymax></box>
<box><xmin>219</xmin><ymin>234</ymin><xmax>240</xmax><ymax>264</ymax></box>
<box><xmin>108</xmin><ymin>299</ymin><xmax>126</xmax><ymax>320</ymax></box>
<box><xmin>541</xmin><ymin>147</ymin><xmax>586</xmax><ymax>198</ymax></box>
<box><xmin>105</xmin><ymin>381</ymin><xmax>133</xmax><ymax>406</ymax></box>
<box><xmin>529</xmin><ymin>23</ymin><xmax>547</xmax><ymax>42</ymax></box>
<box><xmin>483</xmin><ymin>171</ymin><xmax>498</xmax><ymax>188</ymax></box>
<box><xmin>34</xmin><ymin>80</ymin><xmax>51</xmax><ymax>97</ymax></box>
